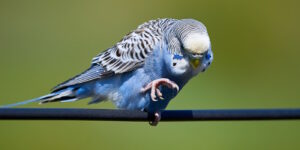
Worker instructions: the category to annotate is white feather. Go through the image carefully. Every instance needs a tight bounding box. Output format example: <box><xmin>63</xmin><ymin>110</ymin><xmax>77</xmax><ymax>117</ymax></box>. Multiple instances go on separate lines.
<box><xmin>183</xmin><ymin>33</ymin><xmax>210</xmax><ymax>54</ymax></box>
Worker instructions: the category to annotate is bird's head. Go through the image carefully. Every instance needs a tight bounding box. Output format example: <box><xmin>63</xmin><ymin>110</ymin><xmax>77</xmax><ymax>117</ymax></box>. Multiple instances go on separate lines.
<box><xmin>174</xmin><ymin>19</ymin><xmax>213</xmax><ymax>72</ymax></box>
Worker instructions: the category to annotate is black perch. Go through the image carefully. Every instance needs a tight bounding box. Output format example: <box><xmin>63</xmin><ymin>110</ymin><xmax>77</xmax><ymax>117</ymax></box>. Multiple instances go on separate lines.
<box><xmin>1</xmin><ymin>108</ymin><xmax>300</xmax><ymax>121</ymax></box>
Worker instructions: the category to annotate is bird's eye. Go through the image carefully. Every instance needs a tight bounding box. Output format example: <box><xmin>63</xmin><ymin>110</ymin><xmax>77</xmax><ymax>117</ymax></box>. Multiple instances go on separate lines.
<box><xmin>193</xmin><ymin>53</ymin><xmax>203</xmax><ymax>57</ymax></box>
<box><xmin>191</xmin><ymin>52</ymin><xmax>205</xmax><ymax>58</ymax></box>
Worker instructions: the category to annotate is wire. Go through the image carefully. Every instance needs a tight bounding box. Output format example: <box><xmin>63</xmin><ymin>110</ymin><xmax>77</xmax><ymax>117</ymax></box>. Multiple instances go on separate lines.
<box><xmin>1</xmin><ymin>108</ymin><xmax>300</xmax><ymax>122</ymax></box>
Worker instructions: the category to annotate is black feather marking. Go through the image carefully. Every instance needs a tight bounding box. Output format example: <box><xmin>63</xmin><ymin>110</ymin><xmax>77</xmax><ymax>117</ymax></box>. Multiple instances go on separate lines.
<box><xmin>141</xmin><ymin>41</ymin><xmax>146</xmax><ymax>50</ymax></box>
<box><xmin>116</xmin><ymin>49</ymin><xmax>121</xmax><ymax>57</ymax></box>
<box><xmin>130</xmin><ymin>50</ymin><xmax>134</xmax><ymax>59</ymax></box>
<box><xmin>135</xmin><ymin>52</ymin><xmax>140</xmax><ymax>61</ymax></box>
<box><xmin>139</xmin><ymin>50</ymin><xmax>145</xmax><ymax>59</ymax></box>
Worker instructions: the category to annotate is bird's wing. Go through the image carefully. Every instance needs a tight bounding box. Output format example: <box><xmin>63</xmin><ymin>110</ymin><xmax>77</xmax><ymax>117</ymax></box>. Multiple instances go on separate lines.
<box><xmin>52</xmin><ymin>22</ymin><xmax>163</xmax><ymax>92</ymax></box>
<box><xmin>92</xmin><ymin>27</ymin><xmax>162</xmax><ymax>74</ymax></box>
<box><xmin>52</xmin><ymin>64</ymin><xmax>112</xmax><ymax>92</ymax></box>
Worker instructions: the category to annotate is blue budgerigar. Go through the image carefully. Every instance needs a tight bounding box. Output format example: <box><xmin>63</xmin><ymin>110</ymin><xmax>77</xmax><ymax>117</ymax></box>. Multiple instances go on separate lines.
<box><xmin>2</xmin><ymin>18</ymin><xmax>213</xmax><ymax>125</ymax></box>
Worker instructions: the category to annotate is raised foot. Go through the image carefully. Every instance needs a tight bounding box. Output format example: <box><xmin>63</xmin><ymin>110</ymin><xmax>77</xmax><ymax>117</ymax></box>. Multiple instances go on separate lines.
<box><xmin>141</xmin><ymin>78</ymin><xmax>179</xmax><ymax>101</ymax></box>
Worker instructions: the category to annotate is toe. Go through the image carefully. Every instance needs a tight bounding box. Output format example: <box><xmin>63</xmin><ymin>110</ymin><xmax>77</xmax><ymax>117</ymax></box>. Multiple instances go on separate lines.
<box><xmin>161</xmin><ymin>79</ymin><xmax>179</xmax><ymax>92</ymax></box>
<box><xmin>156</xmin><ymin>89</ymin><xmax>164</xmax><ymax>100</ymax></box>
<box><xmin>151</xmin><ymin>83</ymin><xmax>157</xmax><ymax>101</ymax></box>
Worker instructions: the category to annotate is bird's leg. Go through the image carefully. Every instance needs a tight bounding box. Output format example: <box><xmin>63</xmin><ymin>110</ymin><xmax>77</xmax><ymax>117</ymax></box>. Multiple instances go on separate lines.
<box><xmin>141</xmin><ymin>78</ymin><xmax>179</xmax><ymax>101</ymax></box>
<box><xmin>149</xmin><ymin>111</ymin><xmax>161</xmax><ymax>126</ymax></box>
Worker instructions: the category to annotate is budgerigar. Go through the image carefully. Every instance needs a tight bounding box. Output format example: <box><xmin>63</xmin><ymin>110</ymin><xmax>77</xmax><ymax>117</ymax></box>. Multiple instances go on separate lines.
<box><xmin>2</xmin><ymin>18</ymin><xmax>213</xmax><ymax>125</ymax></box>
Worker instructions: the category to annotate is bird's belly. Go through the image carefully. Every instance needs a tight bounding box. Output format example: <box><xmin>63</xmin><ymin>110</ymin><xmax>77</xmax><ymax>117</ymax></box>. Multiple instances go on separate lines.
<box><xmin>115</xmin><ymin>71</ymin><xmax>179</xmax><ymax>111</ymax></box>
<box><xmin>110</xmin><ymin>68</ymin><xmax>152</xmax><ymax>110</ymax></box>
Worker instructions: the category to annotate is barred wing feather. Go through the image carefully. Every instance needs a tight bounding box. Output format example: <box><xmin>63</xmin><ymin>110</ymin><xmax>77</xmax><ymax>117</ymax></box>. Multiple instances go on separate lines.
<box><xmin>52</xmin><ymin>19</ymin><xmax>171</xmax><ymax>92</ymax></box>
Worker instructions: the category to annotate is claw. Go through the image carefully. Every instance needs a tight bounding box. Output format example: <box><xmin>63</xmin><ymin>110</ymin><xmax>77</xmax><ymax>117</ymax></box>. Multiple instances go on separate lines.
<box><xmin>172</xmin><ymin>83</ymin><xmax>179</xmax><ymax>92</ymax></box>
<box><xmin>149</xmin><ymin>112</ymin><xmax>161</xmax><ymax>126</ymax></box>
<box><xmin>156</xmin><ymin>89</ymin><xmax>164</xmax><ymax>100</ymax></box>
<box><xmin>140</xmin><ymin>78</ymin><xmax>179</xmax><ymax>101</ymax></box>
<box><xmin>160</xmin><ymin>79</ymin><xmax>179</xmax><ymax>92</ymax></box>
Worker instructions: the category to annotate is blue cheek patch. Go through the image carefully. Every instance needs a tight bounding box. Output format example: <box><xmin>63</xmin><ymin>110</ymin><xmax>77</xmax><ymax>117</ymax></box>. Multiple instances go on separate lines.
<box><xmin>173</xmin><ymin>54</ymin><xmax>183</xmax><ymax>60</ymax></box>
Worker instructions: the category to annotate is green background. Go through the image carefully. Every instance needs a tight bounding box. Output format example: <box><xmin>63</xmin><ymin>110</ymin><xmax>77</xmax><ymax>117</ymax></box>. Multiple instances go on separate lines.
<box><xmin>1</xmin><ymin>0</ymin><xmax>300</xmax><ymax>149</ymax></box>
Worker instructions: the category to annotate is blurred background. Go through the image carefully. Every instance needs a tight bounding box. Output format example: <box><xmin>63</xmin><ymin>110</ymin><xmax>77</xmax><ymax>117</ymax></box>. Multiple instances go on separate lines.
<box><xmin>0</xmin><ymin>0</ymin><xmax>300</xmax><ymax>149</ymax></box>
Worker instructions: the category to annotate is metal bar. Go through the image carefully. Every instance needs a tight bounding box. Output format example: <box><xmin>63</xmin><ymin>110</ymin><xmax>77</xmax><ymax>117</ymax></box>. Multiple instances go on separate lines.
<box><xmin>1</xmin><ymin>108</ymin><xmax>300</xmax><ymax>122</ymax></box>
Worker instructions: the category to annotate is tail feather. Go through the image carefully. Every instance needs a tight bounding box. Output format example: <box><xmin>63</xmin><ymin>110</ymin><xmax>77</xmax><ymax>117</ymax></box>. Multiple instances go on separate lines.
<box><xmin>39</xmin><ymin>88</ymin><xmax>77</xmax><ymax>104</ymax></box>
<box><xmin>0</xmin><ymin>93</ymin><xmax>57</xmax><ymax>108</ymax></box>
<box><xmin>0</xmin><ymin>87</ymin><xmax>87</xmax><ymax>108</ymax></box>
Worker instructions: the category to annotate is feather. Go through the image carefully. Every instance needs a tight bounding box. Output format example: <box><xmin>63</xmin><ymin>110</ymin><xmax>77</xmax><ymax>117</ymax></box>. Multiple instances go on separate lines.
<box><xmin>52</xmin><ymin>65</ymin><xmax>112</xmax><ymax>91</ymax></box>
<box><xmin>52</xmin><ymin>19</ymin><xmax>178</xmax><ymax>92</ymax></box>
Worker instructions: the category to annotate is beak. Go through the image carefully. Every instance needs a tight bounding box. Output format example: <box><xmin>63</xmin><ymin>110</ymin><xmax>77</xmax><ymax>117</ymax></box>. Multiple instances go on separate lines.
<box><xmin>190</xmin><ymin>59</ymin><xmax>200</xmax><ymax>69</ymax></box>
<box><xmin>189</xmin><ymin>52</ymin><xmax>205</xmax><ymax>69</ymax></box>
